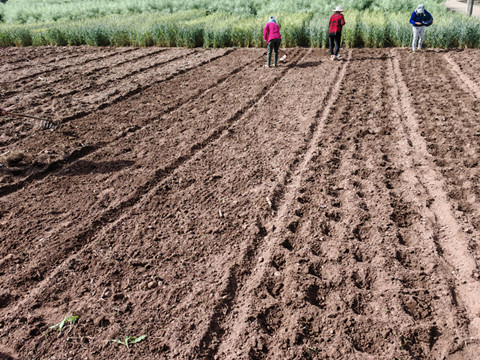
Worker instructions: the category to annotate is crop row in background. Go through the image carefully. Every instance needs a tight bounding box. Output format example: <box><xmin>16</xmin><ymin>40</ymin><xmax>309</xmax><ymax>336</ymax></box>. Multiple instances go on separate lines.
<box><xmin>0</xmin><ymin>0</ymin><xmax>479</xmax><ymax>47</ymax></box>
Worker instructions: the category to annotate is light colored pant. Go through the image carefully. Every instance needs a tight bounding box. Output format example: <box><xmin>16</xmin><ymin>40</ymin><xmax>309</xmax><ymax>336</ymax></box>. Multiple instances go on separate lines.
<box><xmin>412</xmin><ymin>26</ymin><xmax>425</xmax><ymax>51</ymax></box>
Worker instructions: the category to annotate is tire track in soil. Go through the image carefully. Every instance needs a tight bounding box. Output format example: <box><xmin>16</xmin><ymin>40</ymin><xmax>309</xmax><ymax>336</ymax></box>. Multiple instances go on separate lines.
<box><xmin>392</xmin><ymin>48</ymin><xmax>480</xmax><ymax>342</ymax></box>
<box><xmin>0</xmin><ymin>50</ymin><xmax>306</xmax><ymax>332</ymax></box>
<box><xmin>0</xmin><ymin>49</ymin><xmax>243</xmax><ymax>198</ymax></box>
<box><xmin>1</xmin><ymin>48</ymin><xmax>168</xmax><ymax>98</ymax></box>
<box><xmin>200</xmin><ymin>50</ymin><xmax>351</xmax><ymax>359</ymax></box>
<box><xmin>1</xmin><ymin>47</ymin><xmax>136</xmax><ymax>84</ymax></box>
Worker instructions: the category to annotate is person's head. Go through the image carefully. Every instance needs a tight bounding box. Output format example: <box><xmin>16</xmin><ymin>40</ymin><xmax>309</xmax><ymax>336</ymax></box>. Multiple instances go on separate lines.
<box><xmin>268</xmin><ymin>16</ymin><xmax>276</xmax><ymax>23</ymax></box>
<box><xmin>416</xmin><ymin>4</ymin><xmax>425</xmax><ymax>14</ymax></box>
<box><xmin>332</xmin><ymin>6</ymin><xmax>344</xmax><ymax>13</ymax></box>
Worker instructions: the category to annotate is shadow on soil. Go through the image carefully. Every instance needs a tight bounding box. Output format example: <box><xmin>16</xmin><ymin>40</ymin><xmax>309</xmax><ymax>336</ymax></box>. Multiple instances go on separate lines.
<box><xmin>61</xmin><ymin>160</ymin><xmax>136</xmax><ymax>176</ymax></box>
<box><xmin>0</xmin><ymin>352</ymin><xmax>16</xmax><ymax>360</ymax></box>
<box><xmin>296</xmin><ymin>61</ymin><xmax>325</xmax><ymax>68</ymax></box>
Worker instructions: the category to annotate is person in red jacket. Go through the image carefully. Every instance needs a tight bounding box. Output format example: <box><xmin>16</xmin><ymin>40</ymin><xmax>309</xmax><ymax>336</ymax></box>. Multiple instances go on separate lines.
<box><xmin>263</xmin><ymin>16</ymin><xmax>282</xmax><ymax>68</ymax></box>
<box><xmin>329</xmin><ymin>6</ymin><xmax>346</xmax><ymax>60</ymax></box>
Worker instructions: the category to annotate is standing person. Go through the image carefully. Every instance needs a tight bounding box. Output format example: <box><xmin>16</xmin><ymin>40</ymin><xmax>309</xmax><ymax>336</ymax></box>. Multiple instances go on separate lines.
<box><xmin>0</xmin><ymin>108</ymin><xmax>7</xmax><ymax>116</ymax></box>
<box><xmin>410</xmin><ymin>4</ymin><xmax>433</xmax><ymax>52</ymax></box>
<box><xmin>263</xmin><ymin>16</ymin><xmax>282</xmax><ymax>68</ymax></box>
<box><xmin>329</xmin><ymin>6</ymin><xmax>346</xmax><ymax>60</ymax></box>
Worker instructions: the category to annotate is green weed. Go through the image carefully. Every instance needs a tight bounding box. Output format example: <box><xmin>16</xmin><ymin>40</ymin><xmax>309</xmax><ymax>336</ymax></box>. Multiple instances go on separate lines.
<box><xmin>112</xmin><ymin>335</ymin><xmax>147</xmax><ymax>348</ymax></box>
<box><xmin>45</xmin><ymin>314</ymin><xmax>79</xmax><ymax>335</ymax></box>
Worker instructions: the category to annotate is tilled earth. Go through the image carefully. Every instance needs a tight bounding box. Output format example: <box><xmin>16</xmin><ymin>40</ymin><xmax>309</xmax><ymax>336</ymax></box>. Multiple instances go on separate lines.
<box><xmin>0</xmin><ymin>47</ymin><xmax>480</xmax><ymax>360</ymax></box>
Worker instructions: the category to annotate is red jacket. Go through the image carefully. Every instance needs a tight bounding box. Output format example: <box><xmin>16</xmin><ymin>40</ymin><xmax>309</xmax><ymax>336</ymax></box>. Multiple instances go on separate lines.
<box><xmin>329</xmin><ymin>13</ymin><xmax>345</xmax><ymax>34</ymax></box>
<box><xmin>264</xmin><ymin>22</ymin><xmax>281</xmax><ymax>43</ymax></box>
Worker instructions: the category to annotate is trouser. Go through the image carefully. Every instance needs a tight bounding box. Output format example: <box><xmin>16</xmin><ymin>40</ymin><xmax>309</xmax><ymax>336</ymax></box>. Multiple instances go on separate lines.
<box><xmin>329</xmin><ymin>33</ymin><xmax>342</xmax><ymax>56</ymax></box>
<box><xmin>267</xmin><ymin>38</ymin><xmax>281</xmax><ymax>66</ymax></box>
<box><xmin>412</xmin><ymin>26</ymin><xmax>425</xmax><ymax>51</ymax></box>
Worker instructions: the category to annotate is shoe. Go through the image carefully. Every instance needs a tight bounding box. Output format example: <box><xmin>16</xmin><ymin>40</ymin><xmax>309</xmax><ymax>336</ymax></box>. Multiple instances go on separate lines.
<box><xmin>265</xmin><ymin>64</ymin><xmax>270</xmax><ymax>68</ymax></box>
<box><xmin>336</xmin><ymin>54</ymin><xmax>341</xmax><ymax>59</ymax></box>
<box><xmin>330</xmin><ymin>55</ymin><xmax>335</xmax><ymax>61</ymax></box>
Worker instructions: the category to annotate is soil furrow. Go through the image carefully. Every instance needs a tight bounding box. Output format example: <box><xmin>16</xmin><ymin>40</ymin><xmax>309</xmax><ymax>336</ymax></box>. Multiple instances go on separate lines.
<box><xmin>443</xmin><ymin>54</ymin><xmax>480</xmax><ymax>100</ymax></box>
<box><xmin>397</xmin><ymin>50</ymin><xmax>480</xmax><ymax>286</ymax></box>
<box><xmin>393</xmin><ymin>48</ymin><xmax>480</xmax><ymax>342</ymax></box>
<box><xmin>0</xmin><ymin>49</ymin><xmax>244</xmax><ymax>195</ymax></box>
<box><xmin>1</xmin><ymin>48</ymin><xmax>480</xmax><ymax>360</ymax></box>
<box><xmin>0</xmin><ymin>47</ymin><xmax>93</xmax><ymax>72</ymax></box>
<box><xmin>1</xmin><ymin>47</ymin><xmax>134</xmax><ymax>84</ymax></box>
<box><xmin>1</xmin><ymin>48</ymin><xmax>168</xmax><ymax>98</ymax></box>
<box><xmin>212</xmin><ymin>50</ymin><xmax>351</xmax><ymax>359</ymax></box>
<box><xmin>0</xmin><ymin>50</ymin><xmax>306</xmax><ymax>337</ymax></box>
<box><xmin>0</xmin><ymin>48</ymin><xmax>87</xmax><ymax>73</ymax></box>
<box><xmin>1</xmin><ymin>49</ymin><xmax>197</xmax><ymax>123</ymax></box>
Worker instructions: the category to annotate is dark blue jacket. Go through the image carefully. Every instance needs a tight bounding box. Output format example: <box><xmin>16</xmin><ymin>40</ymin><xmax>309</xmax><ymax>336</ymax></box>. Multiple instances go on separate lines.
<box><xmin>410</xmin><ymin>10</ymin><xmax>433</xmax><ymax>27</ymax></box>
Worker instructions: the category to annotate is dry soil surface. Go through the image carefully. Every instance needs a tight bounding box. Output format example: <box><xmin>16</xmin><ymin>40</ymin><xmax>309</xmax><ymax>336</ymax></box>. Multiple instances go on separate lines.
<box><xmin>1</xmin><ymin>47</ymin><xmax>480</xmax><ymax>360</ymax></box>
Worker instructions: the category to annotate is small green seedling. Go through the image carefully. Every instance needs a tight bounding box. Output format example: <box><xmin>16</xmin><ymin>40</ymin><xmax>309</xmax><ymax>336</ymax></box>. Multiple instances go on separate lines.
<box><xmin>112</xmin><ymin>335</ymin><xmax>146</xmax><ymax>349</ymax></box>
<box><xmin>46</xmin><ymin>315</ymin><xmax>79</xmax><ymax>335</ymax></box>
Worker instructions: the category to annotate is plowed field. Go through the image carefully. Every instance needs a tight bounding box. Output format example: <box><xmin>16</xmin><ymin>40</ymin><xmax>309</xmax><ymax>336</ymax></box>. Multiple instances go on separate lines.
<box><xmin>1</xmin><ymin>47</ymin><xmax>480</xmax><ymax>360</ymax></box>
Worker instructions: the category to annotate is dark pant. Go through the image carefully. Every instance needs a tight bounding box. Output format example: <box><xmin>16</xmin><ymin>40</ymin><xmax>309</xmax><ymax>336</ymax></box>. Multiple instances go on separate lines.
<box><xmin>267</xmin><ymin>38</ymin><xmax>281</xmax><ymax>66</ymax></box>
<box><xmin>329</xmin><ymin>33</ymin><xmax>342</xmax><ymax>56</ymax></box>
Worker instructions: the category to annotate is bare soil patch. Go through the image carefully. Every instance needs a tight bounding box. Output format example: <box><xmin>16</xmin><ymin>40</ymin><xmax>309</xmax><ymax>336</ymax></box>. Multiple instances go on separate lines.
<box><xmin>1</xmin><ymin>47</ymin><xmax>480</xmax><ymax>359</ymax></box>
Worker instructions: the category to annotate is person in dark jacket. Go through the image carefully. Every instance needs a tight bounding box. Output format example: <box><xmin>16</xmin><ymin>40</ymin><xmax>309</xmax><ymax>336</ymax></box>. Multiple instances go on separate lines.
<box><xmin>409</xmin><ymin>4</ymin><xmax>433</xmax><ymax>52</ymax></box>
<box><xmin>329</xmin><ymin>6</ymin><xmax>346</xmax><ymax>60</ymax></box>
<box><xmin>263</xmin><ymin>16</ymin><xmax>282</xmax><ymax>68</ymax></box>
<box><xmin>0</xmin><ymin>108</ymin><xmax>6</xmax><ymax>116</ymax></box>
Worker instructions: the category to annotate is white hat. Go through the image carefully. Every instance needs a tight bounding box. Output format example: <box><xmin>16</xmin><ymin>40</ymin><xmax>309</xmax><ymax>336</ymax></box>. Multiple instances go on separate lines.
<box><xmin>416</xmin><ymin>4</ymin><xmax>425</xmax><ymax>14</ymax></box>
<box><xmin>333</xmin><ymin>6</ymin><xmax>344</xmax><ymax>12</ymax></box>
<box><xmin>268</xmin><ymin>16</ymin><xmax>276</xmax><ymax>22</ymax></box>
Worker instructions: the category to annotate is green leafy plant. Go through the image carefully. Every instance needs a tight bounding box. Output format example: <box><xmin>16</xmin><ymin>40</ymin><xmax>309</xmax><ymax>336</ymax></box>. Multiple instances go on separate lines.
<box><xmin>46</xmin><ymin>315</ymin><xmax>79</xmax><ymax>334</ymax></box>
<box><xmin>112</xmin><ymin>335</ymin><xmax>147</xmax><ymax>348</ymax></box>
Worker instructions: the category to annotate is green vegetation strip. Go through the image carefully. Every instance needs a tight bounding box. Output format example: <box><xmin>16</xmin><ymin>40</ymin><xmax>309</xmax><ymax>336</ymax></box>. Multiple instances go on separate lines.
<box><xmin>0</xmin><ymin>0</ymin><xmax>479</xmax><ymax>47</ymax></box>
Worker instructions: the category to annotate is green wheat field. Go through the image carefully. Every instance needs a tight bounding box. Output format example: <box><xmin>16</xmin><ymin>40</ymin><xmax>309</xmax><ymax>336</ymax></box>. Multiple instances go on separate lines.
<box><xmin>0</xmin><ymin>0</ymin><xmax>479</xmax><ymax>47</ymax></box>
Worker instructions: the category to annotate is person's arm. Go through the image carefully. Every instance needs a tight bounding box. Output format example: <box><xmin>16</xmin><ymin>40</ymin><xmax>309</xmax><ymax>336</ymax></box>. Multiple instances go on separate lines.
<box><xmin>409</xmin><ymin>12</ymin><xmax>419</xmax><ymax>26</ymax></box>
<box><xmin>341</xmin><ymin>15</ymin><xmax>345</xmax><ymax>26</ymax></box>
<box><xmin>0</xmin><ymin>108</ymin><xmax>6</xmax><ymax>116</ymax></box>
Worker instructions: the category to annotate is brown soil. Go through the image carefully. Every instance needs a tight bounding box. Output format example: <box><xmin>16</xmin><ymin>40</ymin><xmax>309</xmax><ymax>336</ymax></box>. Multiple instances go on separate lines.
<box><xmin>1</xmin><ymin>47</ymin><xmax>480</xmax><ymax>360</ymax></box>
